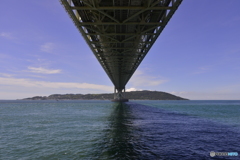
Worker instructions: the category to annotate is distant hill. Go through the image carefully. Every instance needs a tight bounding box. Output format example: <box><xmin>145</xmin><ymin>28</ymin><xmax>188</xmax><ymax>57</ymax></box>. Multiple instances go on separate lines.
<box><xmin>22</xmin><ymin>90</ymin><xmax>188</xmax><ymax>100</ymax></box>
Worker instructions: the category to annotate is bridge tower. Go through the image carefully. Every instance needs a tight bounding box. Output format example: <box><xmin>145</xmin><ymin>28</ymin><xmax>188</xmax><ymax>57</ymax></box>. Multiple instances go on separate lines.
<box><xmin>60</xmin><ymin>0</ymin><xmax>182</xmax><ymax>102</ymax></box>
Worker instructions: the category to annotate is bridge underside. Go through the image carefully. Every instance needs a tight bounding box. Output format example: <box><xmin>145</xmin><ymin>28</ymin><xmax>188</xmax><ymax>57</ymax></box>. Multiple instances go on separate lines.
<box><xmin>61</xmin><ymin>0</ymin><xmax>182</xmax><ymax>101</ymax></box>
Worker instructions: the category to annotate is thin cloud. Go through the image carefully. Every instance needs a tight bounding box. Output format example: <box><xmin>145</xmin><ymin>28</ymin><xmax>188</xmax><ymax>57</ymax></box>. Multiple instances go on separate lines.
<box><xmin>28</xmin><ymin>67</ymin><xmax>61</xmax><ymax>74</ymax></box>
<box><xmin>126</xmin><ymin>88</ymin><xmax>142</xmax><ymax>92</ymax></box>
<box><xmin>40</xmin><ymin>42</ymin><xmax>55</xmax><ymax>53</ymax></box>
<box><xmin>170</xmin><ymin>89</ymin><xmax>240</xmax><ymax>100</ymax></box>
<box><xmin>171</xmin><ymin>91</ymin><xmax>188</xmax><ymax>95</ymax></box>
<box><xmin>193</xmin><ymin>66</ymin><xmax>211</xmax><ymax>74</ymax></box>
<box><xmin>129</xmin><ymin>70</ymin><xmax>167</xmax><ymax>87</ymax></box>
<box><xmin>0</xmin><ymin>73</ymin><xmax>13</xmax><ymax>77</ymax></box>
<box><xmin>0</xmin><ymin>32</ymin><xmax>15</xmax><ymax>39</ymax></box>
<box><xmin>0</xmin><ymin>77</ymin><xmax>112</xmax><ymax>91</ymax></box>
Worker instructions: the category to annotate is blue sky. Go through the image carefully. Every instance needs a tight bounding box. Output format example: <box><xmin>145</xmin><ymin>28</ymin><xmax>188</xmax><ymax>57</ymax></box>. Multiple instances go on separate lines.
<box><xmin>0</xmin><ymin>0</ymin><xmax>240</xmax><ymax>100</ymax></box>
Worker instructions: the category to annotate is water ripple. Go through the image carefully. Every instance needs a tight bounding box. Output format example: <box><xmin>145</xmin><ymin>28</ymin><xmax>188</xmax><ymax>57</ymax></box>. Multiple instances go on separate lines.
<box><xmin>1</xmin><ymin>100</ymin><xmax>240</xmax><ymax>159</ymax></box>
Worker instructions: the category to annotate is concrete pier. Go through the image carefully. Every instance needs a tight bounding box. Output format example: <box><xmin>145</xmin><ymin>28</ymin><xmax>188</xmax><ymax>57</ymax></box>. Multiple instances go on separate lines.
<box><xmin>111</xmin><ymin>99</ymin><xmax>129</xmax><ymax>102</ymax></box>
<box><xmin>112</xmin><ymin>87</ymin><xmax>129</xmax><ymax>102</ymax></box>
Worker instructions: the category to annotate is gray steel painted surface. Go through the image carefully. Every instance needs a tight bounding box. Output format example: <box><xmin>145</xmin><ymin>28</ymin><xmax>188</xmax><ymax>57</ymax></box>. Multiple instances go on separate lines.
<box><xmin>60</xmin><ymin>0</ymin><xmax>182</xmax><ymax>93</ymax></box>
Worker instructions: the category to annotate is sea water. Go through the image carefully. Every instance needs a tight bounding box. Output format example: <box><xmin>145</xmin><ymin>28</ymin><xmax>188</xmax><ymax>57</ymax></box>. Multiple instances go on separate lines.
<box><xmin>1</xmin><ymin>100</ymin><xmax>239</xmax><ymax>159</ymax></box>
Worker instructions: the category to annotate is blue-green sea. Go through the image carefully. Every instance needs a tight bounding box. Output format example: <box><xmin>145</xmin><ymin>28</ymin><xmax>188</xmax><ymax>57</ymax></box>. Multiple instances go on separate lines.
<box><xmin>1</xmin><ymin>100</ymin><xmax>239</xmax><ymax>159</ymax></box>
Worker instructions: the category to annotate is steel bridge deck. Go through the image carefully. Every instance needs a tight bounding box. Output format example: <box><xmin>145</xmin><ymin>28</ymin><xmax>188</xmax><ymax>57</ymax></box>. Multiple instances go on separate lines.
<box><xmin>60</xmin><ymin>0</ymin><xmax>182</xmax><ymax>100</ymax></box>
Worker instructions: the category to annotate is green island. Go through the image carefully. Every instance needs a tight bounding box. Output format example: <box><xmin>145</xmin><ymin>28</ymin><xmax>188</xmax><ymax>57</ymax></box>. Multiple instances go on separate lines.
<box><xmin>23</xmin><ymin>90</ymin><xmax>188</xmax><ymax>100</ymax></box>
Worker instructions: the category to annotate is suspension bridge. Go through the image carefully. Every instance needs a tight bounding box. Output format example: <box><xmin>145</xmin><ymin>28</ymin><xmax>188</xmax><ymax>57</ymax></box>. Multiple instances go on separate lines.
<box><xmin>60</xmin><ymin>0</ymin><xmax>182</xmax><ymax>102</ymax></box>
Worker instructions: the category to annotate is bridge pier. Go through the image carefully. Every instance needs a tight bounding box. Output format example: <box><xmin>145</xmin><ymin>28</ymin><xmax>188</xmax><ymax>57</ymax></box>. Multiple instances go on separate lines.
<box><xmin>112</xmin><ymin>87</ymin><xmax>129</xmax><ymax>102</ymax></box>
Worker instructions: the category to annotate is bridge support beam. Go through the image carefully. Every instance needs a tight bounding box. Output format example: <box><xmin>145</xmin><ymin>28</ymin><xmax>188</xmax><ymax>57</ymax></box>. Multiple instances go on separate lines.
<box><xmin>112</xmin><ymin>87</ymin><xmax>129</xmax><ymax>102</ymax></box>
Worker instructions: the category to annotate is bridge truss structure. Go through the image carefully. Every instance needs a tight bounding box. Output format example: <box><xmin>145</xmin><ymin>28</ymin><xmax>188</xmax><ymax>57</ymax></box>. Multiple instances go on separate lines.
<box><xmin>60</xmin><ymin>0</ymin><xmax>182</xmax><ymax>101</ymax></box>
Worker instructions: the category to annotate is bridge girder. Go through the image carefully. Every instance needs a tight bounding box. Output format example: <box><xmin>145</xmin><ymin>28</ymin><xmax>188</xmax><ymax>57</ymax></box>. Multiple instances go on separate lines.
<box><xmin>60</xmin><ymin>0</ymin><xmax>182</xmax><ymax>93</ymax></box>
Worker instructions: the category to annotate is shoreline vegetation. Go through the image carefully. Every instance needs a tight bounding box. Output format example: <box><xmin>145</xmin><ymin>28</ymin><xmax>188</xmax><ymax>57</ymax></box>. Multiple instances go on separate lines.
<box><xmin>22</xmin><ymin>90</ymin><xmax>188</xmax><ymax>100</ymax></box>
